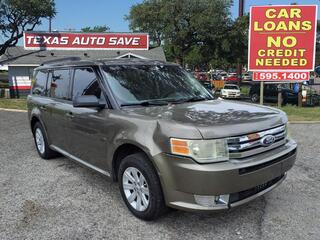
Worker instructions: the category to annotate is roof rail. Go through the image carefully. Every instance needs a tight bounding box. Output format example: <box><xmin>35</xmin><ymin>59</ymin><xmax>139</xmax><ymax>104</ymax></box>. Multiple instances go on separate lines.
<box><xmin>41</xmin><ymin>57</ymin><xmax>81</xmax><ymax>66</ymax></box>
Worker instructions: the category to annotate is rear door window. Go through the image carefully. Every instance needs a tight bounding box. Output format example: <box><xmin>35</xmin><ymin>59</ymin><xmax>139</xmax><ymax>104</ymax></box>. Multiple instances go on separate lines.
<box><xmin>32</xmin><ymin>70</ymin><xmax>48</xmax><ymax>96</ymax></box>
<box><xmin>48</xmin><ymin>69</ymin><xmax>71</xmax><ymax>100</ymax></box>
<box><xmin>72</xmin><ymin>68</ymin><xmax>102</xmax><ymax>99</ymax></box>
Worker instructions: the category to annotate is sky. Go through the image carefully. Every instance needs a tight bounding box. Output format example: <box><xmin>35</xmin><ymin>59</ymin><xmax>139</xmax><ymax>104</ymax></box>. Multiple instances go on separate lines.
<box><xmin>230</xmin><ymin>0</ymin><xmax>319</xmax><ymax>18</ymax></box>
<box><xmin>36</xmin><ymin>0</ymin><xmax>142</xmax><ymax>32</ymax></box>
<box><xmin>35</xmin><ymin>0</ymin><xmax>320</xmax><ymax>33</ymax></box>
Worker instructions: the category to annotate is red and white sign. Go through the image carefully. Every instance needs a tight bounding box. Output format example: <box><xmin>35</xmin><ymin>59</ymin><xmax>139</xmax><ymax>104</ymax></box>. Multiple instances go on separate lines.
<box><xmin>252</xmin><ymin>71</ymin><xmax>309</xmax><ymax>81</ymax></box>
<box><xmin>23</xmin><ymin>32</ymin><xmax>149</xmax><ymax>50</ymax></box>
<box><xmin>9</xmin><ymin>75</ymin><xmax>32</xmax><ymax>90</ymax></box>
<box><xmin>248</xmin><ymin>5</ymin><xmax>317</xmax><ymax>81</ymax></box>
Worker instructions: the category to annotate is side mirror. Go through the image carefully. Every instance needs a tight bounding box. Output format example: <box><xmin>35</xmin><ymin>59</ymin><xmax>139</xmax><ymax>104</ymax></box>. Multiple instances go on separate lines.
<box><xmin>73</xmin><ymin>95</ymin><xmax>105</xmax><ymax>108</ymax></box>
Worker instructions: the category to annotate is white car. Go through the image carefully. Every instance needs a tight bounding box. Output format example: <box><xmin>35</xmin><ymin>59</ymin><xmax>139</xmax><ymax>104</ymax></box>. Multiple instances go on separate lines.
<box><xmin>221</xmin><ymin>84</ymin><xmax>241</xmax><ymax>99</ymax></box>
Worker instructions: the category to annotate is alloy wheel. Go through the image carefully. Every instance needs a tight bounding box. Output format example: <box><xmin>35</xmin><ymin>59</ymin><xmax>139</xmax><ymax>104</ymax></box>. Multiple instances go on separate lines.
<box><xmin>35</xmin><ymin>128</ymin><xmax>45</xmax><ymax>154</ymax></box>
<box><xmin>122</xmin><ymin>167</ymin><xmax>150</xmax><ymax>211</ymax></box>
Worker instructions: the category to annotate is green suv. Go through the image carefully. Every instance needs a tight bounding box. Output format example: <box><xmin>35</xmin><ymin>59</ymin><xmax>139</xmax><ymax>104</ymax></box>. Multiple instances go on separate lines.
<box><xmin>27</xmin><ymin>58</ymin><xmax>297</xmax><ymax>220</ymax></box>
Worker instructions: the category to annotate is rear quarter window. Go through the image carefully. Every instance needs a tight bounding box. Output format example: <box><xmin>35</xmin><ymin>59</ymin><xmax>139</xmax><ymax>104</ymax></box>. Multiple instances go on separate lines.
<box><xmin>48</xmin><ymin>69</ymin><xmax>71</xmax><ymax>100</ymax></box>
<box><xmin>32</xmin><ymin>70</ymin><xmax>48</xmax><ymax>96</ymax></box>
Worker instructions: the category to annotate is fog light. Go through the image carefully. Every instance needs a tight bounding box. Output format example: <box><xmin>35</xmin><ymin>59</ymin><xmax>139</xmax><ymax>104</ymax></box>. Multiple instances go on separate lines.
<box><xmin>194</xmin><ymin>194</ymin><xmax>230</xmax><ymax>208</ymax></box>
<box><xmin>194</xmin><ymin>195</ymin><xmax>216</xmax><ymax>207</ymax></box>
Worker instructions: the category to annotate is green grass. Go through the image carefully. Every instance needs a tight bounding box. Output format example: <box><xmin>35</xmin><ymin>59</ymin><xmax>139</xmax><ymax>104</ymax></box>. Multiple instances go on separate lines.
<box><xmin>0</xmin><ymin>98</ymin><xmax>27</xmax><ymax>110</ymax></box>
<box><xmin>279</xmin><ymin>105</ymin><xmax>320</xmax><ymax>122</ymax></box>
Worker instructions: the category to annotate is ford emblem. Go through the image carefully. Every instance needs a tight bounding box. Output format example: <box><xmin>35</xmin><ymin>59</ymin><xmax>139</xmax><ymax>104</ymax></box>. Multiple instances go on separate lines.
<box><xmin>260</xmin><ymin>135</ymin><xmax>275</xmax><ymax>147</ymax></box>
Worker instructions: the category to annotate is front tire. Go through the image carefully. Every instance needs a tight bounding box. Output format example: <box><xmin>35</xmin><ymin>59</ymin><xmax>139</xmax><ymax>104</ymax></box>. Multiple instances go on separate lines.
<box><xmin>118</xmin><ymin>153</ymin><xmax>167</xmax><ymax>220</ymax></box>
<box><xmin>32</xmin><ymin>122</ymin><xmax>58</xmax><ymax>159</ymax></box>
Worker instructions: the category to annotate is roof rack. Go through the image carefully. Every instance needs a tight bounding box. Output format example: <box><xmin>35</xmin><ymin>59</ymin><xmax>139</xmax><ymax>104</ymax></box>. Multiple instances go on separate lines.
<box><xmin>40</xmin><ymin>57</ymin><xmax>82</xmax><ymax>66</ymax></box>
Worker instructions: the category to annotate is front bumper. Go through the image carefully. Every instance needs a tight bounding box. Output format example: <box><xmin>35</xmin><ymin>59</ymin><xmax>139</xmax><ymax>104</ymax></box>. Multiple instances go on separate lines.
<box><xmin>221</xmin><ymin>93</ymin><xmax>241</xmax><ymax>98</ymax></box>
<box><xmin>153</xmin><ymin>139</ymin><xmax>297</xmax><ymax>212</ymax></box>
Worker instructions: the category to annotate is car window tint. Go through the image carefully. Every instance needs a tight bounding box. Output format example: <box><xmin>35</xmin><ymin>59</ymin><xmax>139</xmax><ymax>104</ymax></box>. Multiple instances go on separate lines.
<box><xmin>32</xmin><ymin>70</ymin><xmax>47</xmax><ymax>96</ymax></box>
<box><xmin>72</xmin><ymin>68</ymin><xmax>102</xmax><ymax>99</ymax></box>
<box><xmin>103</xmin><ymin>65</ymin><xmax>212</xmax><ymax>105</ymax></box>
<box><xmin>49</xmin><ymin>69</ymin><xmax>71</xmax><ymax>100</ymax></box>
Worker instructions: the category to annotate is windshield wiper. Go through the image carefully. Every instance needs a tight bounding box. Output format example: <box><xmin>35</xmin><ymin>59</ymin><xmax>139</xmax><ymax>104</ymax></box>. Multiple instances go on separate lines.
<box><xmin>121</xmin><ymin>96</ymin><xmax>213</xmax><ymax>107</ymax></box>
<box><xmin>120</xmin><ymin>100</ymin><xmax>169</xmax><ymax>107</ymax></box>
<box><xmin>169</xmin><ymin>96</ymin><xmax>212</xmax><ymax>104</ymax></box>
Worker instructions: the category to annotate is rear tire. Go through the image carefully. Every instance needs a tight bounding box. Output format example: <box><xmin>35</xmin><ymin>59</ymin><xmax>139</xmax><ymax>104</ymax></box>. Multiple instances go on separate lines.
<box><xmin>251</xmin><ymin>93</ymin><xmax>259</xmax><ymax>103</ymax></box>
<box><xmin>118</xmin><ymin>153</ymin><xmax>167</xmax><ymax>220</ymax></box>
<box><xmin>32</xmin><ymin>122</ymin><xmax>58</xmax><ymax>159</ymax></box>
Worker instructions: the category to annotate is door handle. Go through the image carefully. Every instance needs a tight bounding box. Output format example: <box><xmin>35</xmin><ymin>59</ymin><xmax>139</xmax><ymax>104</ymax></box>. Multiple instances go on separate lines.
<box><xmin>66</xmin><ymin>112</ymin><xmax>74</xmax><ymax>119</ymax></box>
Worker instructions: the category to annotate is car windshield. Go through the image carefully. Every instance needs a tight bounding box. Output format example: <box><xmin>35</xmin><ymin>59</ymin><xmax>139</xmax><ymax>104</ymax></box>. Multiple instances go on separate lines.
<box><xmin>102</xmin><ymin>64</ymin><xmax>213</xmax><ymax>106</ymax></box>
<box><xmin>224</xmin><ymin>85</ymin><xmax>238</xmax><ymax>90</ymax></box>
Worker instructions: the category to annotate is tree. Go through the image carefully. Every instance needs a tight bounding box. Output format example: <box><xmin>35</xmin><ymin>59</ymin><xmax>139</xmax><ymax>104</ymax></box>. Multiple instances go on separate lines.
<box><xmin>126</xmin><ymin>0</ymin><xmax>233</xmax><ymax>67</ymax></box>
<box><xmin>315</xmin><ymin>20</ymin><xmax>320</xmax><ymax>67</ymax></box>
<box><xmin>81</xmin><ymin>25</ymin><xmax>110</xmax><ymax>33</ymax></box>
<box><xmin>0</xmin><ymin>0</ymin><xmax>56</xmax><ymax>56</ymax></box>
<box><xmin>219</xmin><ymin>15</ymin><xmax>249</xmax><ymax>69</ymax></box>
<box><xmin>125</xmin><ymin>0</ymin><xmax>164</xmax><ymax>47</ymax></box>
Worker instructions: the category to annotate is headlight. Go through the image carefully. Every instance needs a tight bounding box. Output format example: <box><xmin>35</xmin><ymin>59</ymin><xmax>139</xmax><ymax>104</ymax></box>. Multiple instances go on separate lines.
<box><xmin>170</xmin><ymin>138</ymin><xmax>229</xmax><ymax>163</ymax></box>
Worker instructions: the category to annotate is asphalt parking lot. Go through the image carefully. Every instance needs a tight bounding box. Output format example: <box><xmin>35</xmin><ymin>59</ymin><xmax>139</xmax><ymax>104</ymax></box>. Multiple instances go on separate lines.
<box><xmin>0</xmin><ymin>110</ymin><xmax>319</xmax><ymax>240</ymax></box>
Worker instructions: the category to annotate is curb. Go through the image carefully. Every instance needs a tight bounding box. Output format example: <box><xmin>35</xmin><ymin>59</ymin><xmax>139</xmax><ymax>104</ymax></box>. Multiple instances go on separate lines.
<box><xmin>289</xmin><ymin>121</ymin><xmax>320</xmax><ymax>124</ymax></box>
<box><xmin>0</xmin><ymin>108</ymin><xmax>27</xmax><ymax>113</ymax></box>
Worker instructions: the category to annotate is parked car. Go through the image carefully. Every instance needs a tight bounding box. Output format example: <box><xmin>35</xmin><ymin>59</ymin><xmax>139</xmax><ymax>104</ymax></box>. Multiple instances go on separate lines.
<box><xmin>315</xmin><ymin>66</ymin><xmax>320</xmax><ymax>76</ymax></box>
<box><xmin>28</xmin><ymin>58</ymin><xmax>297</xmax><ymax>220</ymax></box>
<box><xmin>227</xmin><ymin>72</ymin><xmax>237</xmax><ymax>77</ymax></box>
<box><xmin>221</xmin><ymin>84</ymin><xmax>241</xmax><ymax>99</ymax></box>
<box><xmin>194</xmin><ymin>71</ymin><xmax>208</xmax><ymax>81</ymax></box>
<box><xmin>199</xmin><ymin>80</ymin><xmax>215</xmax><ymax>95</ymax></box>
<box><xmin>218</xmin><ymin>72</ymin><xmax>228</xmax><ymax>80</ymax></box>
<box><xmin>249</xmin><ymin>84</ymin><xmax>298</xmax><ymax>105</ymax></box>
<box><xmin>224</xmin><ymin>73</ymin><xmax>239</xmax><ymax>81</ymax></box>
<box><xmin>242</xmin><ymin>72</ymin><xmax>252</xmax><ymax>81</ymax></box>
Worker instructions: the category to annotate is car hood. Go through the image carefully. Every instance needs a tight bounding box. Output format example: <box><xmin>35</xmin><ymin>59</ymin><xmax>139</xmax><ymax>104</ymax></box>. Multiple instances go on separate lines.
<box><xmin>123</xmin><ymin>99</ymin><xmax>287</xmax><ymax>139</ymax></box>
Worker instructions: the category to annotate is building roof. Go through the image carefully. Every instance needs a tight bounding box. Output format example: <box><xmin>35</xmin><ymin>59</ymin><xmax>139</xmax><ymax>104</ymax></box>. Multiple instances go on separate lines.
<box><xmin>0</xmin><ymin>46</ymin><xmax>166</xmax><ymax>66</ymax></box>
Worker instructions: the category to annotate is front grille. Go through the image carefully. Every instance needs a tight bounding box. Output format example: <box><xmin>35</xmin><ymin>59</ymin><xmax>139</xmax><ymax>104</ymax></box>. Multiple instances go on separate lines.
<box><xmin>229</xmin><ymin>174</ymin><xmax>284</xmax><ymax>204</ymax></box>
<box><xmin>227</xmin><ymin>125</ymin><xmax>287</xmax><ymax>159</ymax></box>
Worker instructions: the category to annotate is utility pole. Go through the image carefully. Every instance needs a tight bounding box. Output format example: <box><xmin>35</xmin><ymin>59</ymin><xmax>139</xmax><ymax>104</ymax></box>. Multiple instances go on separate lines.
<box><xmin>49</xmin><ymin>16</ymin><xmax>52</xmax><ymax>32</ymax></box>
<box><xmin>239</xmin><ymin>0</ymin><xmax>244</xmax><ymax>16</ymax></box>
<box><xmin>237</xmin><ymin>0</ymin><xmax>244</xmax><ymax>84</ymax></box>
<box><xmin>49</xmin><ymin>0</ymin><xmax>52</xmax><ymax>32</ymax></box>
<box><xmin>290</xmin><ymin>2</ymin><xmax>302</xmax><ymax>107</ymax></box>
<box><xmin>260</xmin><ymin>82</ymin><xmax>264</xmax><ymax>105</ymax></box>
